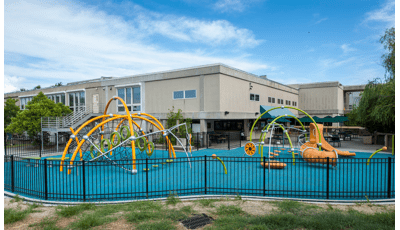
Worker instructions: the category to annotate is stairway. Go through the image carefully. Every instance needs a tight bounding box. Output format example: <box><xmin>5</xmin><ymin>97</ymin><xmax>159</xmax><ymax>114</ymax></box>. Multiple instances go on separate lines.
<box><xmin>41</xmin><ymin>104</ymin><xmax>103</xmax><ymax>132</ymax></box>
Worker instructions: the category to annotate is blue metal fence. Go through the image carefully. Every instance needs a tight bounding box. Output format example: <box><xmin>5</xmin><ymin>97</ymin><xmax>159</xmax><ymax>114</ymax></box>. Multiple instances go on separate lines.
<box><xmin>4</xmin><ymin>155</ymin><xmax>394</xmax><ymax>202</ymax></box>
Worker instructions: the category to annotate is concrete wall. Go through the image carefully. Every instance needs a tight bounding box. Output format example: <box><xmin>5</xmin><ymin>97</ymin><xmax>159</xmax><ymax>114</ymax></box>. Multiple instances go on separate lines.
<box><xmin>220</xmin><ymin>74</ymin><xmax>299</xmax><ymax>117</ymax></box>
<box><xmin>145</xmin><ymin>76</ymin><xmax>202</xmax><ymax>114</ymax></box>
<box><xmin>290</xmin><ymin>82</ymin><xmax>344</xmax><ymax>116</ymax></box>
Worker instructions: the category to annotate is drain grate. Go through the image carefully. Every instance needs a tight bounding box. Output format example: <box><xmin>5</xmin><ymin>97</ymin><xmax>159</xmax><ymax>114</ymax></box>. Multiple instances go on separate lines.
<box><xmin>180</xmin><ymin>213</ymin><xmax>214</xmax><ymax>229</ymax></box>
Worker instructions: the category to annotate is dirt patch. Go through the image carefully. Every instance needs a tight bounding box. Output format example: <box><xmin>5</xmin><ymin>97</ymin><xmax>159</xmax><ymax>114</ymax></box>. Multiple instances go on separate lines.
<box><xmin>4</xmin><ymin>198</ymin><xmax>31</xmax><ymax>211</ymax></box>
<box><xmin>350</xmin><ymin>204</ymin><xmax>389</xmax><ymax>214</ymax></box>
<box><xmin>240</xmin><ymin>201</ymin><xmax>278</xmax><ymax>216</ymax></box>
<box><xmin>92</xmin><ymin>217</ymin><xmax>134</xmax><ymax>230</ymax></box>
<box><xmin>55</xmin><ymin>217</ymin><xmax>77</xmax><ymax>229</ymax></box>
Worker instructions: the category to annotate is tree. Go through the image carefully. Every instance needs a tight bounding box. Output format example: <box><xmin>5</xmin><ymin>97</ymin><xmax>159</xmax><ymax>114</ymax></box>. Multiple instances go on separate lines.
<box><xmin>55</xmin><ymin>82</ymin><xmax>63</xmax><ymax>87</ymax></box>
<box><xmin>5</xmin><ymin>92</ymin><xmax>72</xmax><ymax>137</ymax></box>
<box><xmin>20</xmin><ymin>88</ymin><xmax>26</xmax><ymax>91</ymax></box>
<box><xmin>166</xmin><ymin>106</ymin><xmax>192</xmax><ymax>145</ymax></box>
<box><xmin>351</xmin><ymin>79</ymin><xmax>394</xmax><ymax>133</ymax></box>
<box><xmin>380</xmin><ymin>27</ymin><xmax>395</xmax><ymax>79</ymax></box>
<box><xmin>348</xmin><ymin>28</ymin><xmax>395</xmax><ymax>133</ymax></box>
<box><xmin>4</xmin><ymin>98</ymin><xmax>20</xmax><ymax>127</ymax></box>
<box><xmin>34</xmin><ymin>85</ymin><xmax>41</xmax><ymax>90</ymax></box>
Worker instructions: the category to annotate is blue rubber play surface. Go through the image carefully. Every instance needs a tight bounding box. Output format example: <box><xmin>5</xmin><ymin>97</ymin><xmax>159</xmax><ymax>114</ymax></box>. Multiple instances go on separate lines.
<box><xmin>4</xmin><ymin>147</ymin><xmax>395</xmax><ymax>201</ymax></box>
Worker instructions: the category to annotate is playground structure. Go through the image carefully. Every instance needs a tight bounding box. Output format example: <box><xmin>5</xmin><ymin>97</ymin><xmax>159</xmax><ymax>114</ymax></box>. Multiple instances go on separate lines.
<box><xmin>60</xmin><ymin>97</ymin><xmax>192</xmax><ymax>174</ymax></box>
<box><xmin>245</xmin><ymin>106</ymin><xmax>357</xmax><ymax>169</ymax></box>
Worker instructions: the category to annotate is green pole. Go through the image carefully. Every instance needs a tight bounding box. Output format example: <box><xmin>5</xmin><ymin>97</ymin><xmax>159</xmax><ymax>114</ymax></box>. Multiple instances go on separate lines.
<box><xmin>259</xmin><ymin>123</ymin><xmax>295</xmax><ymax>164</ymax></box>
<box><xmin>392</xmin><ymin>135</ymin><xmax>394</xmax><ymax>155</ymax></box>
<box><xmin>250</xmin><ymin>107</ymin><xmax>320</xmax><ymax>150</ymax></box>
<box><xmin>367</xmin><ymin>147</ymin><xmax>386</xmax><ymax>165</ymax></box>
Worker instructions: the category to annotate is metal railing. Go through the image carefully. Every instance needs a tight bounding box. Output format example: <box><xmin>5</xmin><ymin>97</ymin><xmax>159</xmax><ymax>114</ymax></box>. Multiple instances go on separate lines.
<box><xmin>4</xmin><ymin>134</ymin><xmax>70</xmax><ymax>157</ymax></box>
<box><xmin>41</xmin><ymin>103</ymin><xmax>106</xmax><ymax>130</ymax></box>
<box><xmin>4</xmin><ymin>155</ymin><xmax>395</xmax><ymax>202</ymax></box>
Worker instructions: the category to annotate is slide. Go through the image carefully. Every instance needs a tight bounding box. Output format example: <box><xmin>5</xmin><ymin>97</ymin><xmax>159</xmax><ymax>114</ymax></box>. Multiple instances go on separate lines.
<box><xmin>307</xmin><ymin>123</ymin><xmax>356</xmax><ymax>157</ymax></box>
<box><xmin>300</xmin><ymin>142</ymin><xmax>337</xmax><ymax>166</ymax></box>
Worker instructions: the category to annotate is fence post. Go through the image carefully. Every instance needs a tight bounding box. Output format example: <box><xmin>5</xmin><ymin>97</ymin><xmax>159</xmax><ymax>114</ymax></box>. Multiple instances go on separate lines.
<box><xmin>204</xmin><ymin>155</ymin><xmax>207</xmax><ymax>194</ymax></box>
<box><xmin>39</xmin><ymin>137</ymin><xmax>42</xmax><ymax>158</ymax></box>
<box><xmin>263</xmin><ymin>156</ymin><xmax>266</xmax><ymax>196</ymax></box>
<box><xmin>82</xmin><ymin>161</ymin><xmax>86</xmax><ymax>201</ymax></box>
<box><xmin>197</xmin><ymin>133</ymin><xmax>199</xmax><ymax>151</ymax></box>
<box><xmin>206</xmin><ymin>134</ymin><xmax>209</xmax><ymax>149</ymax></box>
<box><xmin>11</xmin><ymin>155</ymin><xmax>14</xmax><ymax>193</ymax></box>
<box><xmin>44</xmin><ymin>159</ymin><xmax>48</xmax><ymax>200</ymax></box>
<box><xmin>387</xmin><ymin>157</ymin><xmax>392</xmax><ymax>198</ymax></box>
<box><xmin>228</xmin><ymin>134</ymin><xmax>230</xmax><ymax>150</ymax></box>
<box><xmin>4</xmin><ymin>135</ymin><xmax>7</xmax><ymax>156</ymax></box>
<box><xmin>239</xmin><ymin>132</ymin><xmax>241</xmax><ymax>148</ymax></box>
<box><xmin>146</xmin><ymin>158</ymin><xmax>149</xmax><ymax>199</ymax></box>
<box><xmin>326</xmin><ymin>157</ymin><xmax>329</xmax><ymax>199</ymax></box>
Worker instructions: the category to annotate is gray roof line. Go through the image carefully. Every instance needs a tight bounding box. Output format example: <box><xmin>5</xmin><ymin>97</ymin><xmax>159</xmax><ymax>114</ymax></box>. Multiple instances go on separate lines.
<box><xmin>4</xmin><ymin>77</ymin><xmax>108</xmax><ymax>95</ymax></box>
<box><xmin>101</xmin><ymin>63</ymin><xmax>298</xmax><ymax>90</ymax></box>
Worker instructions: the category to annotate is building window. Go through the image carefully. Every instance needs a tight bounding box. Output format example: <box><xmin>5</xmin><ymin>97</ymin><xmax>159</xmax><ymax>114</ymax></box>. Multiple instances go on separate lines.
<box><xmin>66</xmin><ymin>91</ymin><xmax>84</xmax><ymax>108</ymax></box>
<box><xmin>185</xmin><ymin>90</ymin><xmax>196</xmax><ymax>98</ymax></box>
<box><xmin>117</xmin><ymin>86</ymin><xmax>141</xmax><ymax>112</ymax></box>
<box><xmin>268</xmin><ymin>97</ymin><xmax>276</xmax><ymax>103</ymax></box>
<box><xmin>286</xmin><ymin>100</ymin><xmax>291</xmax><ymax>105</ymax></box>
<box><xmin>45</xmin><ymin>93</ymin><xmax>68</xmax><ymax>105</ymax></box>
<box><xmin>20</xmin><ymin>97</ymin><xmax>33</xmax><ymax>110</ymax></box>
<box><xmin>174</xmin><ymin>90</ymin><xmax>197</xmax><ymax>99</ymax></box>
<box><xmin>250</xmin><ymin>93</ymin><xmax>259</xmax><ymax>101</ymax></box>
<box><xmin>292</xmin><ymin>101</ymin><xmax>297</xmax><ymax>107</ymax></box>
<box><xmin>21</xmin><ymin>98</ymin><xmax>25</xmax><ymax>110</ymax></box>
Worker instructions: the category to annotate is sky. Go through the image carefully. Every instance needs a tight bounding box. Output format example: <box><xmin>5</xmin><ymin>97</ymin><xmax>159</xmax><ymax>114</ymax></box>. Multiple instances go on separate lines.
<box><xmin>3</xmin><ymin>0</ymin><xmax>395</xmax><ymax>93</ymax></box>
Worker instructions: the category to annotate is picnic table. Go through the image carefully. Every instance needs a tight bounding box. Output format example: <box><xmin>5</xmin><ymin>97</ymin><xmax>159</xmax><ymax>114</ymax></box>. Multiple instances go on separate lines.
<box><xmin>209</xmin><ymin>134</ymin><xmax>227</xmax><ymax>143</ymax></box>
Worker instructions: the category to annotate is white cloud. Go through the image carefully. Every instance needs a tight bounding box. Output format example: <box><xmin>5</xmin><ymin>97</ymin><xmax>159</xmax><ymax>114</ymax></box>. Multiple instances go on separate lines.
<box><xmin>4</xmin><ymin>0</ymin><xmax>270</xmax><ymax>89</ymax></box>
<box><xmin>319</xmin><ymin>57</ymin><xmax>356</xmax><ymax>69</ymax></box>
<box><xmin>315</xmin><ymin>18</ymin><xmax>328</xmax><ymax>24</ymax></box>
<box><xmin>4</xmin><ymin>75</ymin><xmax>25</xmax><ymax>93</ymax></box>
<box><xmin>214</xmin><ymin>0</ymin><xmax>263</xmax><ymax>13</ymax></box>
<box><xmin>135</xmin><ymin>13</ymin><xmax>262</xmax><ymax>47</ymax></box>
<box><xmin>364</xmin><ymin>0</ymin><xmax>395</xmax><ymax>27</ymax></box>
<box><xmin>340</xmin><ymin>44</ymin><xmax>356</xmax><ymax>54</ymax></box>
<box><xmin>214</xmin><ymin>0</ymin><xmax>245</xmax><ymax>12</ymax></box>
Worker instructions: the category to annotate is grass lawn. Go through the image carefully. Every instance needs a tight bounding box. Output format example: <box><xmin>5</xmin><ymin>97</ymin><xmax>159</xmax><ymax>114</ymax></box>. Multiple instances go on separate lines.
<box><xmin>4</xmin><ymin>195</ymin><xmax>395</xmax><ymax>230</ymax></box>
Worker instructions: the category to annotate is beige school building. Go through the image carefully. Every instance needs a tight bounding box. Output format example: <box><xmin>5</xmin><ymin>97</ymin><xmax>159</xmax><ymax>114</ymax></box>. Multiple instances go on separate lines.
<box><xmin>4</xmin><ymin>64</ymin><xmax>365</xmax><ymax>139</ymax></box>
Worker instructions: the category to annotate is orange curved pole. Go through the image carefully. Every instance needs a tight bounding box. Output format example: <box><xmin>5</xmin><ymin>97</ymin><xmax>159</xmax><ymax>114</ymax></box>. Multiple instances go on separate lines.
<box><xmin>113</xmin><ymin>117</ymin><xmax>151</xmax><ymax>153</ymax></box>
<box><xmin>69</xmin><ymin>127</ymin><xmax>83</xmax><ymax>160</ymax></box>
<box><xmin>59</xmin><ymin>138</ymin><xmax>73</xmax><ymax>172</ymax></box>
<box><xmin>101</xmin><ymin>97</ymin><xmax>138</xmax><ymax>169</ymax></box>
<box><xmin>100</xmin><ymin>98</ymin><xmax>115</xmax><ymax>140</ymax></box>
<box><xmin>60</xmin><ymin>114</ymin><xmax>112</xmax><ymax>171</ymax></box>
<box><xmin>132</xmin><ymin>113</ymin><xmax>175</xmax><ymax>158</ymax></box>
<box><xmin>115</xmin><ymin>112</ymin><xmax>176</xmax><ymax>158</ymax></box>
<box><xmin>67</xmin><ymin>116</ymin><xmax>125</xmax><ymax>174</ymax></box>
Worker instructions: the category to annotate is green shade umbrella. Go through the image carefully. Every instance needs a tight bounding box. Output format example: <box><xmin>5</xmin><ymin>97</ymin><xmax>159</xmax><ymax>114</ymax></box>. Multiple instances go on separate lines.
<box><xmin>312</xmin><ymin>116</ymin><xmax>323</xmax><ymax>123</ymax></box>
<box><xmin>268</xmin><ymin>117</ymin><xmax>291</xmax><ymax>123</ymax></box>
<box><xmin>333</xmin><ymin>116</ymin><xmax>349</xmax><ymax>122</ymax></box>
<box><xmin>321</xmin><ymin>116</ymin><xmax>335</xmax><ymax>123</ymax></box>
<box><xmin>299</xmin><ymin>116</ymin><xmax>312</xmax><ymax>122</ymax></box>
